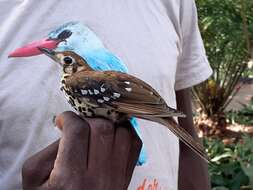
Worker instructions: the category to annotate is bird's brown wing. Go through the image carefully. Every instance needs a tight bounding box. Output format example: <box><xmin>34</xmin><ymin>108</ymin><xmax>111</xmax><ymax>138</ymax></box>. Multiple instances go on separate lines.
<box><xmin>65</xmin><ymin>71</ymin><xmax>209</xmax><ymax>162</ymax></box>
<box><xmin>65</xmin><ymin>70</ymin><xmax>185</xmax><ymax>117</ymax></box>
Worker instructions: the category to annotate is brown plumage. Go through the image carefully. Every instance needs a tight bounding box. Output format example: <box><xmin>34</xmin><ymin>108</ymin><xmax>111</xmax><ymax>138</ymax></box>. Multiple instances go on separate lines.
<box><xmin>39</xmin><ymin>48</ymin><xmax>209</xmax><ymax>162</ymax></box>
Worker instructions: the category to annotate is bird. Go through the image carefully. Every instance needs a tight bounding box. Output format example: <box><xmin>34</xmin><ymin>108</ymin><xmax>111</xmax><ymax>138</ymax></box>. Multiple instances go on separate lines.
<box><xmin>36</xmin><ymin>47</ymin><xmax>208</xmax><ymax>162</ymax></box>
<box><xmin>8</xmin><ymin>21</ymin><xmax>147</xmax><ymax>165</ymax></box>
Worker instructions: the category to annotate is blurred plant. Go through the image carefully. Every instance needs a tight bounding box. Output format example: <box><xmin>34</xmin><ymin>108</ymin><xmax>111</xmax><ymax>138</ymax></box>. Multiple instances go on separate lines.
<box><xmin>226</xmin><ymin>97</ymin><xmax>253</xmax><ymax>125</ymax></box>
<box><xmin>236</xmin><ymin>136</ymin><xmax>253</xmax><ymax>189</ymax></box>
<box><xmin>194</xmin><ymin>0</ymin><xmax>253</xmax><ymax>126</ymax></box>
<box><xmin>204</xmin><ymin>135</ymin><xmax>253</xmax><ymax>190</ymax></box>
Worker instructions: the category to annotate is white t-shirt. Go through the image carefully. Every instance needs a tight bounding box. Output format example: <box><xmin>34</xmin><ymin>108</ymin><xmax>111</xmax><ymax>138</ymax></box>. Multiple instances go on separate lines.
<box><xmin>0</xmin><ymin>0</ymin><xmax>212</xmax><ymax>190</ymax></box>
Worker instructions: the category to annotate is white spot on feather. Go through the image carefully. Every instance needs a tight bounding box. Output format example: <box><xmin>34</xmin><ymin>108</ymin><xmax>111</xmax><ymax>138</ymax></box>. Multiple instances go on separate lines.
<box><xmin>81</xmin><ymin>89</ymin><xmax>88</xmax><ymax>95</ymax></box>
<box><xmin>103</xmin><ymin>97</ymin><xmax>110</xmax><ymax>101</ymax></box>
<box><xmin>113</xmin><ymin>92</ymin><xmax>121</xmax><ymax>98</ymax></box>
<box><xmin>100</xmin><ymin>84</ymin><xmax>106</xmax><ymax>92</ymax></box>
<box><xmin>124</xmin><ymin>81</ymin><xmax>130</xmax><ymax>85</ymax></box>
<box><xmin>97</xmin><ymin>99</ymin><xmax>104</xmax><ymax>103</ymax></box>
<box><xmin>88</xmin><ymin>90</ymin><xmax>93</xmax><ymax>95</ymax></box>
<box><xmin>125</xmin><ymin>88</ymin><xmax>132</xmax><ymax>92</ymax></box>
<box><xmin>100</xmin><ymin>87</ymin><xmax>106</xmax><ymax>92</ymax></box>
<box><xmin>94</xmin><ymin>89</ymin><xmax>99</xmax><ymax>95</ymax></box>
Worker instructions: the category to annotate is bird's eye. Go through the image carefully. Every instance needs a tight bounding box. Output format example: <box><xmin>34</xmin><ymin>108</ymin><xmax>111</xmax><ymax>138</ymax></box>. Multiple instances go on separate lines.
<box><xmin>63</xmin><ymin>56</ymin><xmax>73</xmax><ymax>64</ymax></box>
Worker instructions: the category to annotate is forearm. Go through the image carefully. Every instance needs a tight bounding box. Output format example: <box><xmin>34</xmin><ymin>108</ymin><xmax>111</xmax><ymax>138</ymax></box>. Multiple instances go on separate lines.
<box><xmin>176</xmin><ymin>88</ymin><xmax>210</xmax><ymax>190</ymax></box>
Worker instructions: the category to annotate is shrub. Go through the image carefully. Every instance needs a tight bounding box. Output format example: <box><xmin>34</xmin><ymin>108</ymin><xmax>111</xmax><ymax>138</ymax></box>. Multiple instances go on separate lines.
<box><xmin>204</xmin><ymin>135</ymin><xmax>253</xmax><ymax>190</ymax></box>
<box><xmin>194</xmin><ymin>0</ymin><xmax>252</xmax><ymax>120</ymax></box>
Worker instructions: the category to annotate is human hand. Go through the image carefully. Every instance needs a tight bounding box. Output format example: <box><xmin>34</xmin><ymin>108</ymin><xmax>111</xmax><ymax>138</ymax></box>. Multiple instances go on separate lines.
<box><xmin>22</xmin><ymin>111</ymin><xmax>142</xmax><ymax>190</ymax></box>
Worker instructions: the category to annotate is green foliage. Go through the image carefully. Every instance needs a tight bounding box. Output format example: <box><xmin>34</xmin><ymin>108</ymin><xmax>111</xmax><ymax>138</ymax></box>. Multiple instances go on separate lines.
<box><xmin>194</xmin><ymin>0</ymin><xmax>253</xmax><ymax>117</ymax></box>
<box><xmin>226</xmin><ymin>98</ymin><xmax>253</xmax><ymax>125</ymax></box>
<box><xmin>204</xmin><ymin>136</ymin><xmax>253</xmax><ymax>190</ymax></box>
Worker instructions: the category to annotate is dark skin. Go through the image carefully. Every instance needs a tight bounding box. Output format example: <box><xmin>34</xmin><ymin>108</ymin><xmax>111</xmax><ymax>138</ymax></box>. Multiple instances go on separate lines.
<box><xmin>177</xmin><ymin>88</ymin><xmax>210</xmax><ymax>190</ymax></box>
<box><xmin>22</xmin><ymin>89</ymin><xmax>210</xmax><ymax>190</ymax></box>
<box><xmin>22</xmin><ymin>111</ymin><xmax>142</xmax><ymax>190</ymax></box>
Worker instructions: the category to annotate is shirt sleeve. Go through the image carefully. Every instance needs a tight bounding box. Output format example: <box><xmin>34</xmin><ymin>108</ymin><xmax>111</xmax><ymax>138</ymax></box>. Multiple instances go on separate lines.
<box><xmin>175</xmin><ymin>0</ymin><xmax>213</xmax><ymax>91</ymax></box>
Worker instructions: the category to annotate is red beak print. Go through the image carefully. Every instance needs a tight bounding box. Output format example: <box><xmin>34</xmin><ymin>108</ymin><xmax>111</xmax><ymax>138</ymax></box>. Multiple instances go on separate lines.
<box><xmin>8</xmin><ymin>38</ymin><xmax>61</xmax><ymax>57</ymax></box>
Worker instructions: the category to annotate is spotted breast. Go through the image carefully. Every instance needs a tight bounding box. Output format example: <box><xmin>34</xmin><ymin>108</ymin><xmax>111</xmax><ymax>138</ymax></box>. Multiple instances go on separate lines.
<box><xmin>60</xmin><ymin>74</ymin><xmax>124</xmax><ymax>122</ymax></box>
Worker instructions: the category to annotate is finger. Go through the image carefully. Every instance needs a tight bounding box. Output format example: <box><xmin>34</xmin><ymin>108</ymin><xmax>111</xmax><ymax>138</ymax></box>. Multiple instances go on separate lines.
<box><xmin>111</xmin><ymin>121</ymin><xmax>142</xmax><ymax>190</ymax></box>
<box><xmin>22</xmin><ymin>140</ymin><xmax>59</xmax><ymax>188</ymax></box>
<box><xmin>53</xmin><ymin>111</ymin><xmax>90</xmax><ymax>173</ymax></box>
<box><xmin>109</xmin><ymin>121</ymin><xmax>133</xmax><ymax>190</ymax></box>
<box><xmin>124</xmin><ymin>124</ymin><xmax>142</xmax><ymax>189</ymax></box>
<box><xmin>86</xmin><ymin>118</ymin><xmax>114</xmax><ymax>175</ymax></box>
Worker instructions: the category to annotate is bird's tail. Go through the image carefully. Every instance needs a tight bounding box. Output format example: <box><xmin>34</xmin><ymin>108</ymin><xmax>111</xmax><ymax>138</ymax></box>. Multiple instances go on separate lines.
<box><xmin>141</xmin><ymin>116</ymin><xmax>209</xmax><ymax>162</ymax></box>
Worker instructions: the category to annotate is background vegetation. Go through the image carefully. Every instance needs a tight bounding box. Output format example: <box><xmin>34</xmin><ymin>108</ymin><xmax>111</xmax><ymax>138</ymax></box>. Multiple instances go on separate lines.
<box><xmin>195</xmin><ymin>0</ymin><xmax>252</xmax><ymax>121</ymax></box>
<box><xmin>195</xmin><ymin>0</ymin><xmax>253</xmax><ymax>189</ymax></box>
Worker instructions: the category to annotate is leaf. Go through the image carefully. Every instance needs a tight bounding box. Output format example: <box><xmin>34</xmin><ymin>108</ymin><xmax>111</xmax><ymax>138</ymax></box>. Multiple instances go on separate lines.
<box><xmin>211</xmin><ymin>152</ymin><xmax>234</xmax><ymax>162</ymax></box>
<box><xmin>212</xmin><ymin>187</ymin><xmax>230</xmax><ymax>190</ymax></box>
<box><xmin>240</xmin><ymin>161</ymin><xmax>253</xmax><ymax>180</ymax></box>
<box><xmin>204</xmin><ymin>137</ymin><xmax>253</xmax><ymax>189</ymax></box>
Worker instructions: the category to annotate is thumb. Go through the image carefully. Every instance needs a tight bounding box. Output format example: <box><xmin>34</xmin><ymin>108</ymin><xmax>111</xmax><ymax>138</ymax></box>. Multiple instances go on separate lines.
<box><xmin>53</xmin><ymin>111</ymin><xmax>90</xmax><ymax>171</ymax></box>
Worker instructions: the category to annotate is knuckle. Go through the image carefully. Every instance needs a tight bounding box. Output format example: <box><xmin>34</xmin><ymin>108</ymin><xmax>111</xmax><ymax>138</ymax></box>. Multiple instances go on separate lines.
<box><xmin>61</xmin><ymin>111</ymin><xmax>78</xmax><ymax>118</ymax></box>
<box><xmin>61</xmin><ymin>115</ymin><xmax>90</xmax><ymax>138</ymax></box>
<box><xmin>67</xmin><ymin>121</ymin><xmax>90</xmax><ymax>138</ymax></box>
<box><xmin>55</xmin><ymin>111</ymin><xmax>76</xmax><ymax>124</ymax></box>
<box><xmin>89</xmin><ymin>118</ymin><xmax>113</xmax><ymax>127</ymax></box>
<box><xmin>88</xmin><ymin>118</ymin><xmax>114</xmax><ymax>134</ymax></box>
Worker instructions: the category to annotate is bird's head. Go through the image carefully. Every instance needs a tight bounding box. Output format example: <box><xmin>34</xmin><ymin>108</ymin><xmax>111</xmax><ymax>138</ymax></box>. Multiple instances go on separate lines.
<box><xmin>8</xmin><ymin>21</ymin><xmax>103</xmax><ymax>58</ymax></box>
<box><xmin>38</xmin><ymin>47</ymin><xmax>92</xmax><ymax>75</ymax></box>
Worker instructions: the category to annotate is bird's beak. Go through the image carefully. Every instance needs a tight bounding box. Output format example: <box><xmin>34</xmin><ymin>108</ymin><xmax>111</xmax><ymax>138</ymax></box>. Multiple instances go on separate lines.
<box><xmin>37</xmin><ymin>47</ymin><xmax>59</xmax><ymax>62</ymax></box>
<box><xmin>8</xmin><ymin>38</ymin><xmax>61</xmax><ymax>58</ymax></box>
